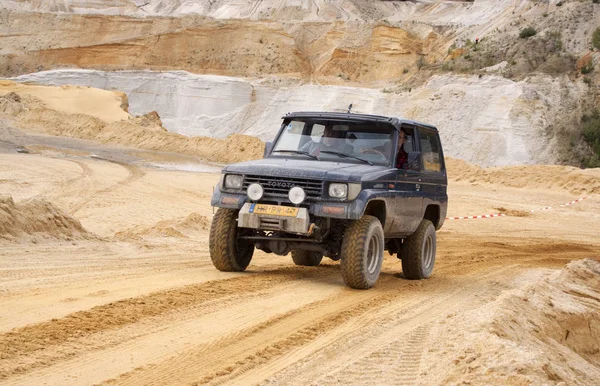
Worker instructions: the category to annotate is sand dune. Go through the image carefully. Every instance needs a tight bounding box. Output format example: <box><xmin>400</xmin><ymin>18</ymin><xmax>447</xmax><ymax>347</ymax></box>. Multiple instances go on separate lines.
<box><xmin>0</xmin><ymin>195</ymin><xmax>92</xmax><ymax>242</ymax></box>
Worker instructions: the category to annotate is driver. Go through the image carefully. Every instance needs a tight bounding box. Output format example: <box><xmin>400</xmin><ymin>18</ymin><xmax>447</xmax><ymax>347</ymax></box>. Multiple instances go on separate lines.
<box><xmin>299</xmin><ymin>125</ymin><xmax>346</xmax><ymax>155</ymax></box>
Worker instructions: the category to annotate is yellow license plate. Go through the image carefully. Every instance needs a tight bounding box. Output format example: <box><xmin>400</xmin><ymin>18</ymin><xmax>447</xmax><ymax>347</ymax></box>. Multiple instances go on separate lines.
<box><xmin>250</xmin><ymin>204</ymin><xmax>299</xmax><ymax>217</ymax></box>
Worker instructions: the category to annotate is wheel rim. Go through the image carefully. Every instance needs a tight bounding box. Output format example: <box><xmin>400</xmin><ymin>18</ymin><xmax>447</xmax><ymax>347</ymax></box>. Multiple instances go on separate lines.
<box><xmin>423</xmin><ymin>233</ymin><xmax>434</xmax><ymax>269</ymax></box>
<box><xmin>366</xmin><ymin>232</ymin><xmax>382</xmax><ymax>274</ymax></box>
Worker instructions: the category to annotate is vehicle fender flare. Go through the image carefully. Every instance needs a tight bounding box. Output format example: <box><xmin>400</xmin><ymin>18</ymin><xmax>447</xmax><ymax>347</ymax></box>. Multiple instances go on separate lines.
<box><xmin>346</xmin><ymin>189</ymin><xmax>393</xmax><ymax>223</ymax></box>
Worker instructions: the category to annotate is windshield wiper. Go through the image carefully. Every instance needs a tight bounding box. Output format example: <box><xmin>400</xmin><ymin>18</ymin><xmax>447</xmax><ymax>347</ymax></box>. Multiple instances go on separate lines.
<box><xmin>320</xmin><ymin>150</ymin><xmax>373</xmax><ymax>165</ymax></box>
<box><xmin>272</xmin><ymin>150</ymin><xmax>319</xmax><ymax>160</ymax></box>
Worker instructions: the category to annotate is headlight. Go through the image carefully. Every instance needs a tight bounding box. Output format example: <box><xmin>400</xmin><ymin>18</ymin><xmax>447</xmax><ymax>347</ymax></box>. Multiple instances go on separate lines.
<box><xmin>289</xmin><ymin>186</ymin><xmax>306</xmax><ymax>204</ymax></box>
<box><xmin>329</xmin><ymin>183</ymin><xmax>348</xmax><ymax>198</ymax></box>
<box><xmin>224</xmin><ymin>174</ymin><xmax>243</xmax><ymax>189</ymax></box>
<box><xmin>247</xmin><ymin>183</ymin><xmax>264</xmax><ymax>201</ymax></box>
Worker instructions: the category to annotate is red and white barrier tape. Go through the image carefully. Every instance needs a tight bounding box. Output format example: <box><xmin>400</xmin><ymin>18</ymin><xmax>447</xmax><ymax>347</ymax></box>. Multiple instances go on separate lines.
<box><xmin>529</xmin><ymin>197</ymin><xmax>587</xmax><ymax>213</ymax></box>
<box><xmin>446</xmin><ymin>213</ymin><xmax>506</xmax><ymax>220</ymax></box>
<box><xmin>446</xmin><ymin>197</ymin><xmax>588</xmax><ymax>220</ymax></box>
<box><xmin>560</xmin><ymin>197</ymin><xmax>587</xmax><ymax>206</ymax></box>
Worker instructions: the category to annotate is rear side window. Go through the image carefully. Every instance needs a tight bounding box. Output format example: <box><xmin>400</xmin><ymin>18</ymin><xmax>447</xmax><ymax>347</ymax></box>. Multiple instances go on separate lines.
<box><xmin>419</xmin><ymin>128</ymin><xmax>442</xmax><ymax>172</ymax></box>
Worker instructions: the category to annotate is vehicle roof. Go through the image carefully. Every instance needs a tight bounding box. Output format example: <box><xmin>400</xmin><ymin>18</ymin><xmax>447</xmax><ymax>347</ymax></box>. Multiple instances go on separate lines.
<box><xmin>282</xmin><ymin>111</ymin><xmax>438</xmax><ymax>131</ymax></box>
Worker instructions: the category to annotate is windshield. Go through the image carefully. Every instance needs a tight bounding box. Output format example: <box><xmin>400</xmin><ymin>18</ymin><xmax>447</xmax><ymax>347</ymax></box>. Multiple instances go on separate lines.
<box><xmin>271</xmin><ymin>119</ymin><xmax>394</xmax><ymax>166</ymax></box>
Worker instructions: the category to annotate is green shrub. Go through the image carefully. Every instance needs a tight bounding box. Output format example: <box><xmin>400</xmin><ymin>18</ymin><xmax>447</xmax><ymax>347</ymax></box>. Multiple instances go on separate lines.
<box><xmin>588</xmin><ymin>154</ymin><xmax>600</xmax><ymax>168</ymax></box>
<box><xmin>519</xmin><ymin>27</ymin><xmax>537</xmax><ymax>39</ymax></box>
<box><xmin>582</xmin><ymin>110</ymin><xmax>600</xmax><ymax>167</ymax></box>
<box><xmin>582</xmin><ymin>110</ymin><xmax>600</xmax><ymax>144</ymax></box>
<box><xmin>593</xmin><ymin>27</ymin><xmax>600</xmax><ymax>50</ymax></box>
<box><xmin>581</xmin><ymin>63</ymin><xmax>594</xmax><ymax>74</ymax></box>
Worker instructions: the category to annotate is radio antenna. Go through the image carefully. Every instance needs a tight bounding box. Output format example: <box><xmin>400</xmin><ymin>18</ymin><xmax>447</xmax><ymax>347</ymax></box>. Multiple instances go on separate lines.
<box><xmin>347</xmin><ymin>103</ymin><xmax>353</xmax><ymax>113</ymax></box>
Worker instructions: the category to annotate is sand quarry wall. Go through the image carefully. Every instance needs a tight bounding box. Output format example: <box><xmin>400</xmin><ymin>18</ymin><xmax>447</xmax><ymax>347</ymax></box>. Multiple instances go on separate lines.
<box><xmin>0</xmin><ymin>0</ymin><xmax>525</xmax><ymax>23</ymax></box>
<box><xmin>12</xmin><ymin>69</ymin><xmax>589</xmax><ymax>167</ymax></box>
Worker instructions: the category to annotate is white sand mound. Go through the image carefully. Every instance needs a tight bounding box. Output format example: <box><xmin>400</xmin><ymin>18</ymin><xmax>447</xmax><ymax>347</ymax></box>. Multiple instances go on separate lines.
<box><xmin>115</xmin><ymin>212</ymin><xmax>210</xmax><ymax>240</ymax></box>
<box><xmin>0</xmin><ymin>195</ymin><xmax>92</xmax><ymax>242</ymax></box>
<box><xmin>0</xmin><ymin>86</ymin><xmax>265</xmax><ymax>164</ymax></box>
<box><xmin>424</xmin><ymin>259</ymin><xmax>600</xmax><ymax>385</ymax></box>
<box><xmin>0</xmin><ymin>80</ymin><xmax>129</xmax><ymax>123</ymax></box>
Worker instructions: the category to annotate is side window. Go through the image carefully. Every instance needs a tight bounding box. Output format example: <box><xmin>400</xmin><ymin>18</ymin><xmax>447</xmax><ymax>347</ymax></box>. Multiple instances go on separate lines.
<box><xmin>419</xmin><ymin>129</ymin><xmax>442</xmax><ymax>172</ymax></box>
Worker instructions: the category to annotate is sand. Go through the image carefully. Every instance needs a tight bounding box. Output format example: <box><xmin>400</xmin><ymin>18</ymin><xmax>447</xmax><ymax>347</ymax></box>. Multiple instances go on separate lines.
<box><xmin>0</xmin><ymin>62</ymin><xmax>599</xmax><ymax>385</ymax></box>
<box><xmin>0</xmin><ymin>106</ymin><xmax>599</xmax><ymax>384</ymax></box>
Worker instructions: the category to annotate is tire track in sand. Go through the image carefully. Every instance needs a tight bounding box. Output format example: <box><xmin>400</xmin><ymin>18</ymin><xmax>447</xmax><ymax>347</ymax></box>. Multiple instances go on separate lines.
<box><xmin>317</xmin><ymin>325</ymin><xmax>430</xmax><ymax>386</ymax></box>
<box><xmin>0</xmin><ymin>267</ymin><xmax>329</xmax><ymax>380</ymax></box>
<box><xmin>230</xmin><ymin>266</ymin><xmax>519</xmax><ymax>386</ymax></box>
<box><xmin>111</xmin><ymin>266</ymin><xmax>518</xmax><ymax>386</ymax></box>
<box><xmin>68</xmin><ymin>159</ymin><xmax>145</xmax><ymax>214</ymax></box>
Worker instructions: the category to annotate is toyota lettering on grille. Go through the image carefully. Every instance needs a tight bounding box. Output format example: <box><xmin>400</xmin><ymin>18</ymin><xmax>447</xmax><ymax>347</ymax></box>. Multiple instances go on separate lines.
<box><xmin>267</xmin><ymin>181</ymin><xmax>292</xmax><ymax>189</ymax></box>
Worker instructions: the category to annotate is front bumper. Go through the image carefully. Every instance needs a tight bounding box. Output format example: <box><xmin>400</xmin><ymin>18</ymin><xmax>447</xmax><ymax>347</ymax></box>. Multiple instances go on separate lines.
<box><xmin>238</xmin><ymin>203</ymin><xmax>311</xmax><ymax>235</ymax></box>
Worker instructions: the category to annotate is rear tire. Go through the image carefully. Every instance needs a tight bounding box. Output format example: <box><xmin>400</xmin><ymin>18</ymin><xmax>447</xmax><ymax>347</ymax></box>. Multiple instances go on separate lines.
<box><xmin>340</xmin><ymin>215</ymin><xmax>384</xmax><ymax>289</ymax></box>
<box><xmin>209</xmin><ymin>208</ymin><xmax>254</xmax><ymax>272</ymax></box>
<box><xmin>402</xmin><ymin>219</ymin><xmax>436</xmax><ymax>279</ymax></box>
<box><xmin>291</xmin><ymin>250</ymin><xmax>323</xmax><ymax>266</ymax></box>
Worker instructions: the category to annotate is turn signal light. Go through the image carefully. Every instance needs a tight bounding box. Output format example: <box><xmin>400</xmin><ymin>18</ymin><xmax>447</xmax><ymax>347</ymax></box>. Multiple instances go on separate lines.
<box><xmin>322</xmin><ymin>206</ymin><xmax>345</xmax><ymax>215</ymax></box>
<box><xmin>221</xmin><ymin>197</ymin><xmax>238</xmax><ymax>205</ymax></box>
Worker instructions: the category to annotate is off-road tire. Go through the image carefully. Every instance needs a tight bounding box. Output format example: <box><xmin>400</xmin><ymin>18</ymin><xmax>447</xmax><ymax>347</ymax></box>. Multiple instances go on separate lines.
<box><xmin>340</xmin><ymin>215</ymin><xmax>384</xmax><ymax>289</ymax></box>
<box><xmin>209</xmin><ymin>208</ymin><xmax>254</xmax><ymax>272</ymax></box>
<box><xmin>402</xmin><ymin>219</ymin><xmax>436</xmax><ymax>280</ymax></box>
<box><xmin>291</xmin><ymin>250</ymin><xmax>323</xmax><ymax>266</ymax></box>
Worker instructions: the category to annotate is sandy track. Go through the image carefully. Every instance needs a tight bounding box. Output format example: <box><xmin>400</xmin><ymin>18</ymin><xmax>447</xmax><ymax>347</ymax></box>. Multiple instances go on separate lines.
<box><xmin>1</xmin><ymin>143</ymin><xmax>599</xmax><ymax>384</ymax></box>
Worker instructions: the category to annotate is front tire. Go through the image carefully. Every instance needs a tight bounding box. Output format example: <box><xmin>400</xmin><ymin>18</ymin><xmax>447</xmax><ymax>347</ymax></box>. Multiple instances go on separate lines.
<box><xmin>209</xmin><ymin>208</ymin><xmax>254</xmax><ymax>272</ymax></box>
<box><xmin>340</xmin><ymin>215</ymin><xmax>384</xmax><ymax>289</ymax></box>
<box><xmin>402</xmin><ymin>219</ymin><xmax>436</xmax><ymax>279</ymax></box>
<box><xmin>291</xmin><ymin>250</ymin><xmax>323</xmax><ymax>266</ymax></box>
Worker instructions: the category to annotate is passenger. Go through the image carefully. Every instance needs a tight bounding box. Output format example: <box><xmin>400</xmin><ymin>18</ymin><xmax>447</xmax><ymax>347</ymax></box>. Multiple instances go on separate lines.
<box><xmin>396</xmin><ymin>129</ymin><xmax>408</xmax><ymax>169</ymax></box>
<box><xmin>360</xmin><ymin>128</ymin><xmax>408</xmax><ymax>168</ymax></box>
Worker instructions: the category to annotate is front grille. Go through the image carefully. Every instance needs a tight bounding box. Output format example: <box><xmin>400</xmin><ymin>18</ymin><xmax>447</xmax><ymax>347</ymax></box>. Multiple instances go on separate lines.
<box><xmin>243</xmin><ymin>175</ymin><xmax>323</xmax><ymax>200</ymax></box>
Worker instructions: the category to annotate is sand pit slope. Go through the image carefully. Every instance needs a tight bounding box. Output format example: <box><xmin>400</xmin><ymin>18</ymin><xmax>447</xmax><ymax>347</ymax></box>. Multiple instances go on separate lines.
<box><xmin>0</xmin><ymin>80</ymin><xmax>129</xmax><ymax>123</ymax></box>
<box><xmin>423</xmin><ymin>259</ymin><xmax>600</xmax><ymax>385</ymax></box>
<box><xmin>0</xmin><ymin>86</ymin><xmax>265</xmax><ymax>164</ymax></box>
<box><xmin>446</xmin><ymin>157</ymin><xmax>600</xmax><ymax>195</ymax></box>
<box><xmin>0</xmin><ymin>195</ymin><xmax>92</xmax><ymax>242</ymax></box>
<box><xmin>114</xmin><ymin>212</ymin><xmax>209</xmax><ymax>241</ymax></box>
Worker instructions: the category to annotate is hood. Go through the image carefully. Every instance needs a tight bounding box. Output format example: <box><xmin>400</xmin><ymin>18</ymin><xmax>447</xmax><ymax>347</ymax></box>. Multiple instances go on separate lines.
<box><xmin>223</xmin><ymin>158</ymin><xmax>391</xmax><ymax>182</ymax></box>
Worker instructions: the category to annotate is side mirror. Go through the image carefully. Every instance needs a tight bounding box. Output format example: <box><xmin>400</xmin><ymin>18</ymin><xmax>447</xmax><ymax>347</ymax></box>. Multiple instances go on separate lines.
<box><xmin>407</xmin><ymin>151</ymin><xmax>422</xmax><ymax>171</ymax></box>
<box><xmin>264</xmin><ymin>141</ymin><xmax>274</xmax><ymax>158</ymax></box>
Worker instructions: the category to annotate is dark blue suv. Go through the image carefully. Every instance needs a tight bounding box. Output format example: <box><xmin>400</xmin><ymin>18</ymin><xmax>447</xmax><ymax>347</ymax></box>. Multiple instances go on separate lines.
<box><xmin>210</xmin><ymin>111</ymin><xmax>448</xmax><ymax>289</ymax></box>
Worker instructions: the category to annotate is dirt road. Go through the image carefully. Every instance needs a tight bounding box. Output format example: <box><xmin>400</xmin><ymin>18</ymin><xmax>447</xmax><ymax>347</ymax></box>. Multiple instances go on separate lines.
<box><xmin>1</xmin><ymin>135</ymin><xmax>599</xmax><ymax>385</ymax></box>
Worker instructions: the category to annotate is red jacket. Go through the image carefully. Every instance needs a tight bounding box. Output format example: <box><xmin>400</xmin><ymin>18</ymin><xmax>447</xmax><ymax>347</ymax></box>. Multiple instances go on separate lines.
<box><xmin>397</xmin><ymin>147</ymin><xmax>408</xmax><ymax>169</ymax></box>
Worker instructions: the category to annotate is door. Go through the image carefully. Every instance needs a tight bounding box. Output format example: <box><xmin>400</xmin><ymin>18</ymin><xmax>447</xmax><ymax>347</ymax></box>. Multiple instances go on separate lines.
<box><xmin>392</xmin><ymin>125</ymin><xmax>423</xmax><ymax>236</ymax></box>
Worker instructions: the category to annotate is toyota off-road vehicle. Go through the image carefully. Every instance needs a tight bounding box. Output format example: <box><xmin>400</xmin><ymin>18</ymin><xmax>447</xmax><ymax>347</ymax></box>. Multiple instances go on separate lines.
<box><xmin>210</xmin><ymin>111</ymin><xmax>447</xmax><ymax>289</ymax></box>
